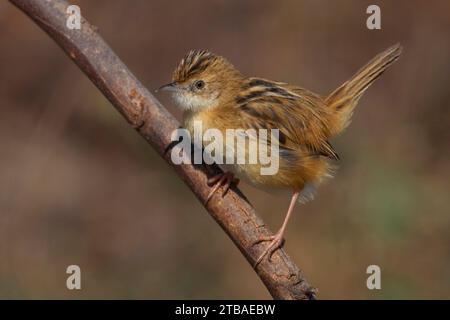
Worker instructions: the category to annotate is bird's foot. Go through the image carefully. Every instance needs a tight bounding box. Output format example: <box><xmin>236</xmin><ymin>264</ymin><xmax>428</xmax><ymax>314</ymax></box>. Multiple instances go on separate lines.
<box><xmin>252</xmin><ymin>231</ymin><xmax>286</xmax><ymax>268</ymax></box>
<box><xmin>205</xmin><ymin>171</ymin><xmax>239</xmax><ymax>205</ymax></box>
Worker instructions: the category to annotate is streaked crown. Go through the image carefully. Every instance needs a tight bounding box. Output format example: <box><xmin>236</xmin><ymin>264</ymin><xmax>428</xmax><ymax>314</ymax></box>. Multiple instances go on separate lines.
<box><xmin>173</xmin><ymin>50</ymin><xmax>239</xmax><ymax>83</ymax></box>
<box><xmin>166</xmin><ymin>50</ymin><xmax>243</xmax><ymax>112</ymax></box>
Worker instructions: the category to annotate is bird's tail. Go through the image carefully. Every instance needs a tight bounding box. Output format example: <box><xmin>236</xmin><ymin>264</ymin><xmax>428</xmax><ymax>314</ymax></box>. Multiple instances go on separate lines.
<box><xmin>325</xmin><ymin>43</ymin><xmax>402</xmax><ymax>136</ymax></box>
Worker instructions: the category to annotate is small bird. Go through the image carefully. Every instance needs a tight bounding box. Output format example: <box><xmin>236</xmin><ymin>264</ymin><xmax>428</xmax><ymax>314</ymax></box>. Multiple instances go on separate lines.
<box><xmin>159</xmin><ymin>44</ymin><xmax>402</xmax><ymax>267</ymax></box>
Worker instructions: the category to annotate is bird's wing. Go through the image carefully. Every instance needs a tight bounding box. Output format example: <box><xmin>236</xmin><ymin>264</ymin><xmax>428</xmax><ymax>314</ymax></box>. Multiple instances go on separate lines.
<box><xmin>235</xmin><ymin>78</ymin><xmax>339</xmax><ymax>160</ymax></box>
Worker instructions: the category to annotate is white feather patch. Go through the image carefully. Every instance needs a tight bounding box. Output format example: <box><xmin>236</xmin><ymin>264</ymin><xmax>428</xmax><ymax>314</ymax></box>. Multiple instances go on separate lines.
<box><xmin>298</xmin><ymin>182</ymin><xmax>316</xmax><ymax>204</ymax></box>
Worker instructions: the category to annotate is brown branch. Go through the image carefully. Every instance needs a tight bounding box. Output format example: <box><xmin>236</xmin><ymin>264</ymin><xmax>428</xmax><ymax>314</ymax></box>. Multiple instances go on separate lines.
<box><xmin>10</xmin><ymin>0</ymin><xmax>316</xmax><ymax>300</ymax></box>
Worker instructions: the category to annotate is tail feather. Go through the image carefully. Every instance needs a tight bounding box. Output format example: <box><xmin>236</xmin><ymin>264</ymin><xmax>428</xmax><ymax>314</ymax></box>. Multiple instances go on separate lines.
<box><xmin>325</xmin><ymin>43</ymin><xmax>402</xmax><ymax>135</ymax></box>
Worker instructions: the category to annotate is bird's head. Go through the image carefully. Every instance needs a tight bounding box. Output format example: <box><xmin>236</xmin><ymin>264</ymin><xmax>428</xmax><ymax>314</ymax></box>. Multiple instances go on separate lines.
<box><xmin>158</xmin><ymin>50</ymin><xmax>242</xmax><ymax>112</ymax></box>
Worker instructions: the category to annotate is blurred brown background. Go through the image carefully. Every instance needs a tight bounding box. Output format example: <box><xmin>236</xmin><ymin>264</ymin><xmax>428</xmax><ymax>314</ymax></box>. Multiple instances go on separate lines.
<box><xmin>0</xmin><ymin>0</ymin><xmax>449</xmax><ymax>299</ymax></box>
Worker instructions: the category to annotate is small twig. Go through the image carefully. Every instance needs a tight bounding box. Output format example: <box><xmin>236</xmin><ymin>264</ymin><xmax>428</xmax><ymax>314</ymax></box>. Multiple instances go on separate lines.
<box><xmin>10</xmin><ymin>0</ymin><xmax>316</xmax><ymax>299</ymax></box>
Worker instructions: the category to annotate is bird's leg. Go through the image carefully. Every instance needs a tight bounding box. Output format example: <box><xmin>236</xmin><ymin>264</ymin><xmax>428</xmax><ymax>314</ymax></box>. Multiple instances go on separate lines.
<box><xmin>205</xmin><ymin>171</ymin><xmax>239</xmax><ymax>205</ymax></box>
<box><xmin>253</xmin><ymin>191</ymin><xmax>300</xmax><ymax>268</ymax></box>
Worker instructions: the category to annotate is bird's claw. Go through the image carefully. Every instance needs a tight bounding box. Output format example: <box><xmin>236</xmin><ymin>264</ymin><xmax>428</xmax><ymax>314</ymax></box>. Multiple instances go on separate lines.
<box><xmin>252</xmin><ymin>232</ymin><xmax>285</xmax><ymax>268</ymax></box>
<box><xmin>205</xmin><ymin>172</ymin><xmax>239</xmax><ymax>205</ymax></box>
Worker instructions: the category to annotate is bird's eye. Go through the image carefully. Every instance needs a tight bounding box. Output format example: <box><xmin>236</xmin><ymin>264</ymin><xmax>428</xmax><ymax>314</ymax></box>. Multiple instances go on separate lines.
<box><xmin>194</xmin><ymin>80</ymin><xmax>205</xmax><ymax>90</ymax></box>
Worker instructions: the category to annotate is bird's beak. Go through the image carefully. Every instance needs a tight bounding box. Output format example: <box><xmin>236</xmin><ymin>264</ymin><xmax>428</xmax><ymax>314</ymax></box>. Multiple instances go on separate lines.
<box><xmin>156</xmin><ymin>82</ymin><xmax>178</xmax><ymax>93</ymax></box>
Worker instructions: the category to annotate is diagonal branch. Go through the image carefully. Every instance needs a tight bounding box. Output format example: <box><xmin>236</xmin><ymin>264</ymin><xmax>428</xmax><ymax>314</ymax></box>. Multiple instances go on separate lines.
<box><xmin>10</xmin><ymin>0</ymin><xmax>316</xmax><ymax>300</ymax></box>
